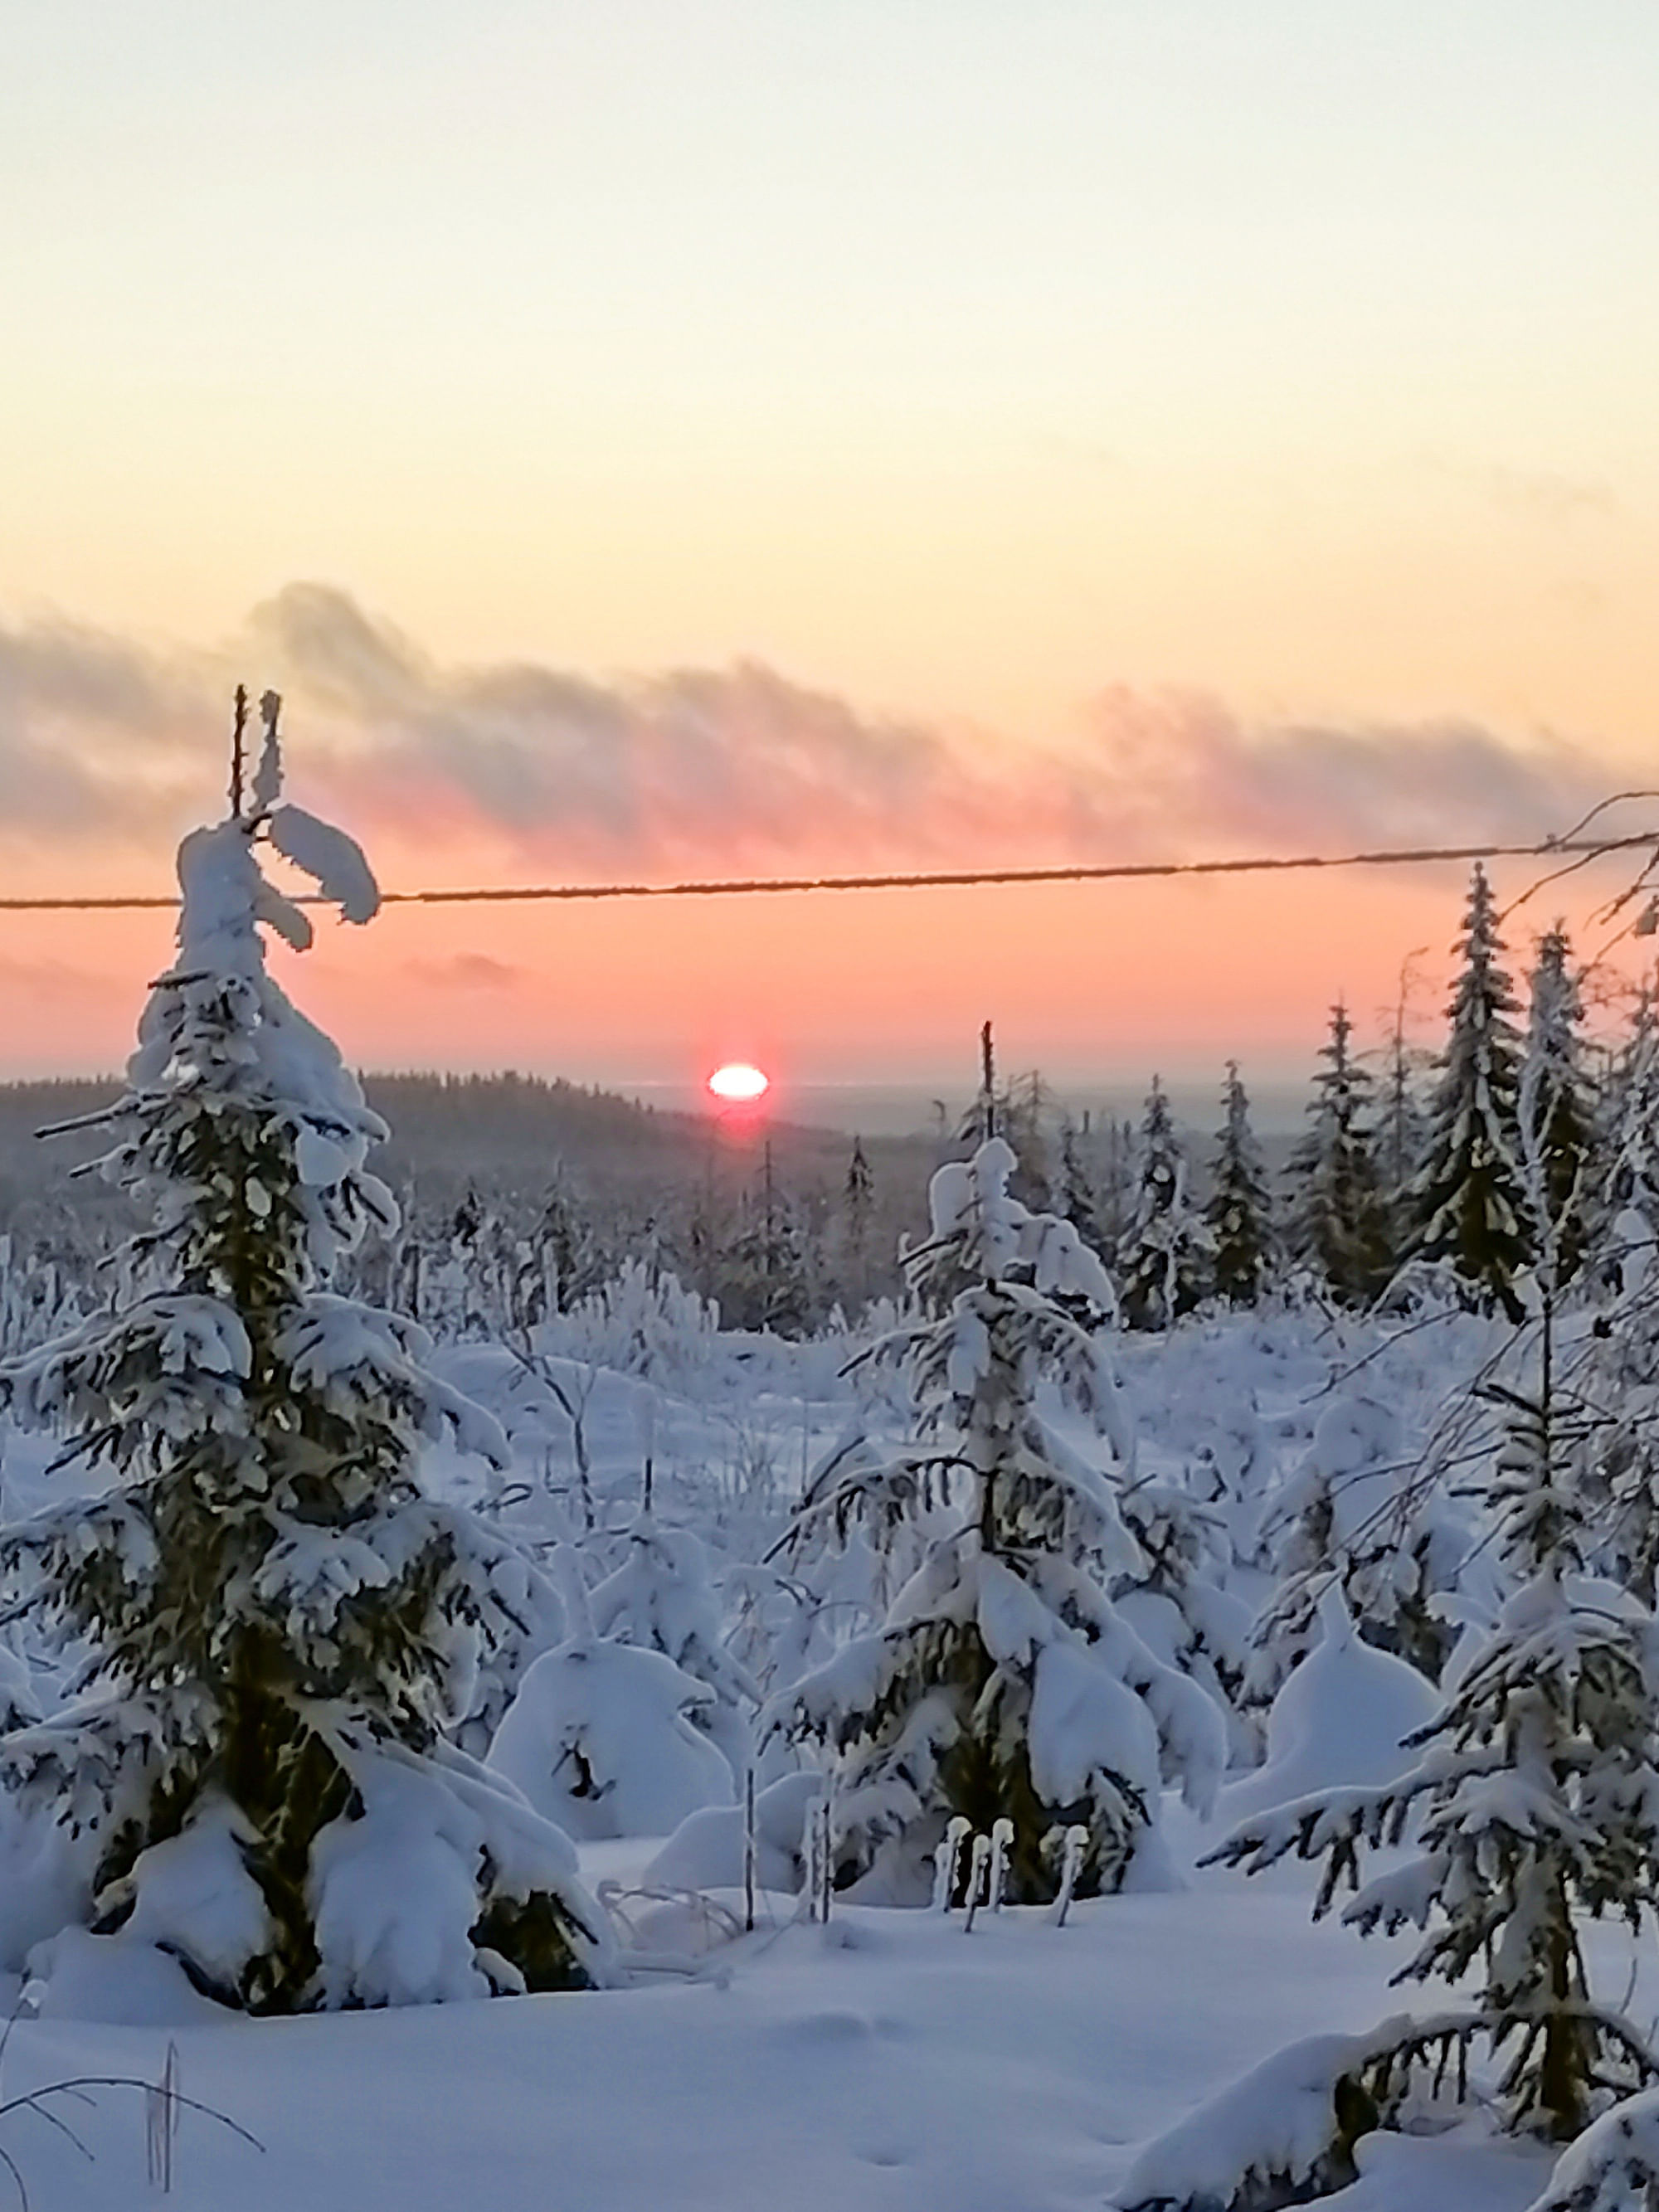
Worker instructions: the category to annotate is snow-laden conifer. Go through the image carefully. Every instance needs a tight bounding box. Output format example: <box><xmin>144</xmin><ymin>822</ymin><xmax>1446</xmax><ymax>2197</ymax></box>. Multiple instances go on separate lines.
<box><xmin>1574</xmin><ymin>992</ymin><xmax>1659</xmax><ymax>1608</ymax></box>
<box><xmin>1057</xmin><ymin>1115</ymin><xmax>1109</xmax><ymax>1259</ymax></box>
<box><xmin>1207</xmin><ymin>1062</ymin><xmax>1272</xmax><ymax>1309</ymax></box>
<box><xmin>1204</xmin><ymin>1350</ymin><xmax>1659</xmax><ymax>2149</ymax></box>
<box><xmin>1524</xmin><ymin>925</ymin><xmax>1595</xmax><ymax>1290</ymax></box>
<box><xmin>770</xmin><ymin>1136</ymin><xmax>1224</xmax><ymax>1903</ymax></box>
<box><xmin>1407</xmin><ymin>861</ymin><xmax>1532</xmax><ymax>1319</ymax></box>
<box><xmin>1285</xmin><ymin>1003</ymin><xmax>1393</xmax><ymax>1306</ymax></box>
<box><xmin>1588</xmin><ymin>973</ymin><xmax>1659</xmax><ymax>1297</ymax></box>
<box><xmin>0</xmin><ymin>696</ymin><xmax>607</xmax><ymax>2008</ymax></box>
<box><xmin>1117</xmin><ymin>1079</ymin><xmax>1211</xmax><ymax>1331</ymax></box>
<box><xmin>1112</xmin><ymin>1478</ymin><xmax>1256</xmax><ymax>1765</ymax></box>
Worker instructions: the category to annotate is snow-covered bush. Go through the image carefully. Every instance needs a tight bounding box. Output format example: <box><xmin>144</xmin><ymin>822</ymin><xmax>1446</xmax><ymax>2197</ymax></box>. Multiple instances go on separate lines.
<box><xmin>1248</xmin><ymin>1386</ymin><xmax>1478</xmax><ymax>1693</ymax></box>
<box><xmin>1117</xmin><ymin>2013</ymin><xmax>1462</xmax><ymax>2212</ymax></box>
<box><xmin>0</xmin><ymin>695</ymin><xmax>607</xmax><ymax>2008</ymax></box>
<box><xmin>644</xmin><ymin>1768</ymin><xmax>824</xmax><ymax>1895</ymax></box>
<box><xmin>488</xmin><ymin>1636</ymin><xmax>733</xmax><ymax>1841</ymax></box>
<box><xmin>587</xmin><ymin>1513</ymin><xmax>759</xmax><ymax>1782</ymax></box>
<box><xmin>1217</xmin><ymin>1584</ymin><xmax>1438</xmax><ymax>1826</ymax></box>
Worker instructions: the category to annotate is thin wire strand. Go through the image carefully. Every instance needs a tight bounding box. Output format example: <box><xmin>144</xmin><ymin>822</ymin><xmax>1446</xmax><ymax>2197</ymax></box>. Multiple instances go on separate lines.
<box><xmin>0</xmin><ymin>830</ymin><xmax>1653</xmax><ymax>913</ymax></box>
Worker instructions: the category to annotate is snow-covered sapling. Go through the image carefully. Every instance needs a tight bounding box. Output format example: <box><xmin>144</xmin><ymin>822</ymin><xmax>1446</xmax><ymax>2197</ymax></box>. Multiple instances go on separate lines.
<box><xmin>932</xmin><ymin>1815</ymin><xmax>971</xmax><ymax>1912</ymax></box>
<box><xmin>988</xmin><ymin>1816</ymin><xmax>1014</xmax><ymax>1911</ymax></box>
<box><xmin>962</xmin><ymin>1831</ymin><xmax>992</xmax><ymax>1932</ymax></box>
<box><xmin>772</xmin><ymin>1137</ymin><xmax>1224</xmax><ymax>1905</ymax></box>
<box><xmin>1117</xmin><ymin>1079</ymin><xmax>1212</xmax><ymax>1330</ymax></box>
<box><xmin>1044</xmin><ymin>1826</ymin><xmax>1089</xmax><ymax>1928</ymax></box>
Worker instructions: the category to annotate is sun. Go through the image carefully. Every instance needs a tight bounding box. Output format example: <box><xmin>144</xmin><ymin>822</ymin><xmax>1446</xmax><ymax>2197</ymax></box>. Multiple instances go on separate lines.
<box><xmin>708</xmin><ymin>1062</ymin><xmax>770</xmax><ymax>1104</ymax></box>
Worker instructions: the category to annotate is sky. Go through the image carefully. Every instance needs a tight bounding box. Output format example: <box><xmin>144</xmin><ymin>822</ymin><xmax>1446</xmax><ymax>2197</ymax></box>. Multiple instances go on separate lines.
<box><xmin>3</xmin><ymin>2</ymin><xmax>1657</xmax><ymax>1109</ymax></box>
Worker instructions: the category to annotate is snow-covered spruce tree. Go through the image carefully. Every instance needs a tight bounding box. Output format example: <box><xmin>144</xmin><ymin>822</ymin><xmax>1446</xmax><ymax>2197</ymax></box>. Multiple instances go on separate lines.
<box><xmin>1374</xmin><ymin>951</ymin><xmax>1433</xmax><ymax>1239</ymax></box>
<box><xmin>771</xmin><ymin>1136</ymin><xmax>1224</xmax><ymax>1904</ymax></box>
<box><xmin>1573</xmin><ymin>990</ymin><xmax>1659</xmax><ymax>1609</ymax></box>
<box><xmin>1285</xmin><ymin>1002</ymin><xmax>1394</xmax><ymax>1307</ymax></box>
<box><xmin>1207</xmin><ymin>1062</ymin><xmax>1273</xmax><ymax>1308</ymax></box>
<box><xmin>0</xmin><ymin>697</ymin><xmax>606</xmax><ymax>2010</ymax></box>
<box><xmin>1193</xmin><ymin>1342</ymin><xmax>1659</xmax><ymax>2167</ymax></box>
<box><xmin>1057</xmin><ymin>1114</ymin><xmax>1109</xmax><ymax>1260</ymax></box>
<box><xmin>1586</xmin><ymin>972</ymin><xmax>1659</xmax><ymax>1297</ymax></box>
<box><xmin>1117</xmin><ymin>1078</ymin><xmax>1211</xmax><ymax>1331</ymax></box>
<box><xmin>1524</xmin><ymin>924</ymin><xmax>1595</xmax><ymax>1291</ymax></box>
<box><xmin>839</xmin><ymin>1135</ymin><xmax>877</xmax><ymax>1308</ymax></box>
<box><xmin>1407</xmin><ymin>861</ymin><xmax>1532</xmax><ymax>1320</ymax></box>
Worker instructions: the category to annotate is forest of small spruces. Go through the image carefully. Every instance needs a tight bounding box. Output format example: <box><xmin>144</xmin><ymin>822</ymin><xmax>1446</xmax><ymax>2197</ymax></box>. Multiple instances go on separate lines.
<box><xmin>7</xmin><ymin>734</ymin><xmax>1659</xmax><ymax>2212</ymax></box>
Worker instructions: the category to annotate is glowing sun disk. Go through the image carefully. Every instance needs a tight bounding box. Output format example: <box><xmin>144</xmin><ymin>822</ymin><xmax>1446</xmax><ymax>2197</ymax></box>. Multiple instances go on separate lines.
<box><xmin>708</xmin><ymin>1062</ymin><xmax>770</xmax><ymax>1103</ymax></box>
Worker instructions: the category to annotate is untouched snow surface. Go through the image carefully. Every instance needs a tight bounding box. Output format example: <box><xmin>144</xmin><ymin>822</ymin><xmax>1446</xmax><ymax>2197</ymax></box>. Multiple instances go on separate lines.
<box><xmin>0</xmin><ymin>1860</ymin><xmax>1597</xmax><ymax>2212</ymax></box>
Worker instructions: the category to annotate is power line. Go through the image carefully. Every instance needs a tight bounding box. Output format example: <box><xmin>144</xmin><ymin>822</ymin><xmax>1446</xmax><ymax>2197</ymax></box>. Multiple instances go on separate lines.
<box><xmin>0</xmin><ymin>829</ymin><xmax>1654</xmax><ymax>912</ymax></box>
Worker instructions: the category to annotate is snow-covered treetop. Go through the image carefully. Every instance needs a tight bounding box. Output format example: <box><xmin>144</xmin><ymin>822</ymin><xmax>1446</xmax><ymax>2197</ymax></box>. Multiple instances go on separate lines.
<box><xmin>925</xmin><ymin>1136</ymin><xmax>1116</xmax><ymax>1310</ymax></box>
<box><xmin>95</xmin><ymin>692</ymin><xmax>396</xmax><ymax>1283</ymax></box>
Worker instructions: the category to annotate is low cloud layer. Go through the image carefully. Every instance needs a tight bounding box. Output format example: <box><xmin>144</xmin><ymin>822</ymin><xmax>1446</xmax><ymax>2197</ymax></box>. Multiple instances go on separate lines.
<box><xmin>0</xmin><ymin>584</ymin><xmax>1624</xmax><ymax>879</ymax></box>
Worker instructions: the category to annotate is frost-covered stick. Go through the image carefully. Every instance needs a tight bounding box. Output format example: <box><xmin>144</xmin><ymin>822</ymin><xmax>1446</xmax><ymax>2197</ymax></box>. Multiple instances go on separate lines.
<box><xmin>801</xmin><ymin>1799</ymin><xmax>825</xmax><ymax>1924</ymax></box>
<box><xmin>742</xmin><ymin>1766</ymin><xmax>757</xmax><ymax>1934</ymax></box>
<box><xmin>146</xmin><ymin>2039</ymin><xmax>180</xmax><ymax>2192</ymax></box>
<box><xmin>932</xmin><ymin>1816</ymin><xmax>971</xmax><ymax>1912</ymax></box>
<box><xmin>988</xmin><ymin>1817</ymin><xmax>1014</xmax><ymax>1911</ymax></box>
<box><xmin>637</xmin><ymin>1381</ymin><xmax>656</xmax><ymax>1516</ymax></box>
<box><xmin>818</xmin><ymin>1797</ymin><xmax>834</xmax><ymax>1925</ymax></box>
<box><xmin>1045</xmin><ymin>1826</ymin><xmax>1089</xmax><ymax>1928</ymax></box>
<box><xmin>962</xmin><ymin>1832</ymin><xmax>992</xmax><ymax>1933</ymax></box>
<box><xmin>227</xmin><ymin>683</ymin><xmax>248</xmax><ymax>820</ymax></box>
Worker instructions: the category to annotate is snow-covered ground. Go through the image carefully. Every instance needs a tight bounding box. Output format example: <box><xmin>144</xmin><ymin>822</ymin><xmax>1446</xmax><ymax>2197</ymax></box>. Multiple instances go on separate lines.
<box><xmin>0</xmin><ymin>1275</ymin><xmax>1639</xmax><ymax>2210</ymax></box>
<box><xmin>0</xmin><ymin>1837</ymin><xmax>1629</xmax><ymax>2211</ymax></box>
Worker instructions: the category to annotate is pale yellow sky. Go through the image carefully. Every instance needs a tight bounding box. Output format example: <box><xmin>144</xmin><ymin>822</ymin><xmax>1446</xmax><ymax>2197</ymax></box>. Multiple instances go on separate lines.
<box><xmin>3</xmin><ymin>3</ymin><xmax>1657</xmax><ymax>1082</ymax></box>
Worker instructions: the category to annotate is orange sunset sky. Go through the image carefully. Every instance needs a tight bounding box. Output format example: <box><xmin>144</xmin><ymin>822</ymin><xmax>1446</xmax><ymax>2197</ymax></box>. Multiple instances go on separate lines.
<box><xmin>4</xmin><ymin>4</ymin><xmax>1657</xmax><ymax>1111</ymax></box>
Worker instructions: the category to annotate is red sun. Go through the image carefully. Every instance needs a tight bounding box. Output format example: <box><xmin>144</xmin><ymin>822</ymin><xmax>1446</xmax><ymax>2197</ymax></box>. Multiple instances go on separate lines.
<box><xmin>708</xmin><ymin>1062</ymin><xmax>770</xmax><ymax>1104</ymax></box>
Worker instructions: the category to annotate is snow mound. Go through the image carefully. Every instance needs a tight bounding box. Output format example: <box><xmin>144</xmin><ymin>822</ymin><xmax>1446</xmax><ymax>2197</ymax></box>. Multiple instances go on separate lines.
<box><xmin>113</xmin><ymin>1796</ymin><xmax>273</xmax><ymax>1996</ymax></box>
<box><xmin>488</xmin><ymin>1636</ymin><xmax>734</xmax><ymax>1842</ymax></box>
<box><xmin>645</xmin><ymin>1770</ymin><xmax>825</xmax><ymax>1894</ymax></box>
<box><xmin>1220</xmin><ymin>1587</ymin><xmax>1438</xmax><ymax>1825</ymax></box>
<box><xmin>1116</xmin><ymin>2015</ymin><xmax>1418</xmax><ymax>2210</ymax></box>
<box><xmin>309</xmin><ymin>1735</ymin><xmax>611</xmax><ymax>2005</ymax></box>
<box><xmin>1529</xmin><ymin>2085</ymin><xmax>1659</xmax><ymax>2210</ymax></box>
<box><xmin>25</xmin><ymin>1926</ymin><xmax>231</xmax><ymax>2026</ymax></box>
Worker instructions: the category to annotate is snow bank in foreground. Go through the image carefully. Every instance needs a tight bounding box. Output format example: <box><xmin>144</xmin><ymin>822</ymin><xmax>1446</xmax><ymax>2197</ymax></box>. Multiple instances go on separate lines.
<box><xmin>1114</xmin><ymin>2016</ymin><xmax>1422</xmax><ymax>2210</ymax></box>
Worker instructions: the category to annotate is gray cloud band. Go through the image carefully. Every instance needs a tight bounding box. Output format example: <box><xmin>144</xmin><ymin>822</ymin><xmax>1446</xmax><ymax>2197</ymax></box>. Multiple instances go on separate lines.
<box><xmin>0</xmin><ymin>584</ymin><xmax>1615</xmax><ymax>870</ymax></box>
